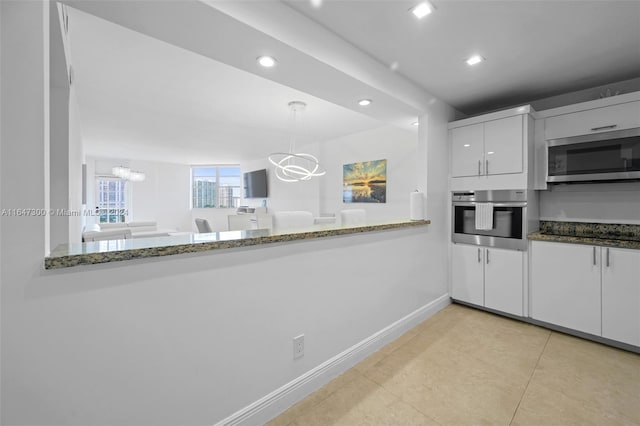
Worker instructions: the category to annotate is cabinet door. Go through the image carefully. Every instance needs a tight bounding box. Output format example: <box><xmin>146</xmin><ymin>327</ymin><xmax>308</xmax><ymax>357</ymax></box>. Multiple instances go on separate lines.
<box><xmin>451</xmin><ymin>243</ymin><xmax>484</xmax><ymax>306</ymax></box>
<box><xmin>451</xmin><ymin>123</ymin><xmax>484</xmax><ymax>177</ymax></box>
<box><xmin>531</xmin><ymin>241</ymin><xmax>601</xmax><ymax>336</ymax></box>
<box><xmin>602</xmin><ymin>247</ymin><xmax>640</xmax><ymax>346</ymax></box>
<box><xmin>484</xmin><ymin>247</ymin><xmax>524</xmax><ymax>316</ymax></box>
<box><xmin>545</xmin><ymin>101</ymin><xmax>640</xmax><ymax>140</ymax></box>
<box><xmin>484</xmin><ymin>115</ymin><xmax>523</xmax><ymax>175</ymax></box>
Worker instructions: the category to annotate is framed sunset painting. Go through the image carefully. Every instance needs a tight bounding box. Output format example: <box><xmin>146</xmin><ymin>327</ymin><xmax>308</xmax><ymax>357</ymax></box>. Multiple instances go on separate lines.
<box><xmin>343</xmin><ymin>159</ymin><xmax>387</xmax><ymax>203</ymax></box>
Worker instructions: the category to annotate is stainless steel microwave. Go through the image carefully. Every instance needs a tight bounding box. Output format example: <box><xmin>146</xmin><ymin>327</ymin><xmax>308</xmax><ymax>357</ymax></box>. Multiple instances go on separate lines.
<box><xmin>547</xmin><ymin>127</ymin><xmax>640</xmax><ymax>183</ymax></box>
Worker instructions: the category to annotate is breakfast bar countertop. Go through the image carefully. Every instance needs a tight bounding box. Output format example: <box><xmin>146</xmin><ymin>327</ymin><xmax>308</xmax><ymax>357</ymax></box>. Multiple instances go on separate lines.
<box><xmin>528</xmin><ymin>220</ymin><xmax>640</xmax><ymax>250</ymax></box>
<box><xmin>45</xmin><ymin>219</ymin><xmax>431</xmax><ymax>270</ymax></box>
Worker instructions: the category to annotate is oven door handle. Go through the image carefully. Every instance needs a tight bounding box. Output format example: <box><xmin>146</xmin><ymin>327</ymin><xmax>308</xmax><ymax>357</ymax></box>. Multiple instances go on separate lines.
<box><xmin>452</xmin><ymin>202</ymin><xmax>527</xmax><ymax>208</ymax></box>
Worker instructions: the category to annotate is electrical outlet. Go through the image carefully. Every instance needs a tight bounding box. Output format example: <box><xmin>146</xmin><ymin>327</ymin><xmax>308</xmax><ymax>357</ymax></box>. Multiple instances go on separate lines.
<box><xmin>293</xmin><ymin>334</ymin><xmax>304</xmax><ymax>359</ymax></box>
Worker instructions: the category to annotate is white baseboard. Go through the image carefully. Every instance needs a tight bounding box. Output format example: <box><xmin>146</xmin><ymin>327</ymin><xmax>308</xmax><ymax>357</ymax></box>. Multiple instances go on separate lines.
<box><xmin>214</xmin><ymin>293</ymin><xmax>451</xmax><ymax>426</ymax></box>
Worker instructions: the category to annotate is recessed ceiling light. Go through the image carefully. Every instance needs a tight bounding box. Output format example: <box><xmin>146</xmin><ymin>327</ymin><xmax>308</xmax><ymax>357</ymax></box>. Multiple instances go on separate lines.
<box><xmin>466</xmin><ymin>55</ymin><xmax>485</xmax><ymax>66</ymax></box>
<box><xmin>412</xmin><ymin>121</ymin><xmax>419</xmax><ymax>126</ymax></box>
<box><xmin>358</xmin><ymin>99</ymin><xmax>372</xmax><ymax>107</ymax></box>
<box><xmin>410</xmin><ymin>2</ymin><xmax>433</xmax><ymax>19</ymax></box>
<box><xmin>257</xmin><ymin>56</ymin><xmax>277</xmax><ymax>68</ymax></box>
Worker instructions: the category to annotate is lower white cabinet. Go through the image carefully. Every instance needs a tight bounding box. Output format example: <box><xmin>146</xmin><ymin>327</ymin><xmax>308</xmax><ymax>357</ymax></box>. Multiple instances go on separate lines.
<box><xmin>530</xmin><ymin>241</ymin><xmax>601</xmax><ymax>336</ymax></box>
<box><xmin>451</xmin><ymin>244</ymin><xmax>484</xmax><ymax>306</ymax></box>
<box><xmin>602</xmin><ymin>247</ymin><xmax>640</xmax><ymax>346</ymax></box>
<box><xmin>452</xmin><ymin>243</ymin><xmax>524</xmax><ymax>316</ymax></box>
<box><xmin>531</xmin><ymin>241</ymin><xmax>640</xmax><ymax>346</ymax></box>
<box><xmin>485</xmin><ymin>247</ymin><xmax>525</xmax><ymax>316</ymax></box>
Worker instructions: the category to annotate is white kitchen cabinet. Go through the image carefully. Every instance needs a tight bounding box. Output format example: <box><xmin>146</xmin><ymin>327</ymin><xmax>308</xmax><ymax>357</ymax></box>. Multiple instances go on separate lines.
<box><xmin>484</xmin><ymin>247</ymin><xmax>524</xmax><ymax>316</ymax></box>
<box><xmin>449</xmin><ymin>106</ymin><xmax>533</xmax><ymax>191</ymax></box>
<box><xmin>531</xmin><ymin>241</ymin><xmax>601</xmax><ymax>336</ymax></box>
<box><xmin>451</xmin><ymin>243</ymin><xmax>484</xmax><ymax>306</ymax></box>
<box><xmin>451</xmin><ymin>116</ymin><xmax>523</xmax><ymax>178</ymax></box>
<box><xmin>451</xmin><ymin>123</ymin><xmax>484</xmax><ymax>177</ymax></box>
<box><xmin>602</xmin><ymin>247</ymin><xmax>640</xmax><ymax>346</ymax></box>
<box><xmin>484</xmin><ymin>115</ymin><xmax>523</xmax><ymax>176</ymax></box>
<box><xmin>452</xmin><ymin>243</ymin><xmax>524</xmax><ymax>316</ymax></box>
<box><xmin>545</xmin><ymin>100</ymin><xmax>640</xmax><ymax>140</ymax></box>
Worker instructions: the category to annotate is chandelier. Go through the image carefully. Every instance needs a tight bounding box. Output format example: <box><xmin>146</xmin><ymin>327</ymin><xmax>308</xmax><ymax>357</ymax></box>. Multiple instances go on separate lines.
<box><xmin>112</xmin><ymin>166</ymin><xmax>145</xmax><ymax>182</ymax></box>
<box><xmin>268</xmin><ymin>101</ymin><xmax>326</xmax><ymax>182</ymax></box>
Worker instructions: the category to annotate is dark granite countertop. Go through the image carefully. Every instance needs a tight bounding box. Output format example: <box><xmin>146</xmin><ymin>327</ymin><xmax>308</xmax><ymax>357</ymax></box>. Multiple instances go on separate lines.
<box><xmin>45</xmin><ymin>220</ymin><xmax>431</xmax><ymax>270</ymax></box>
<box><xmin>528</xmin><ymin>221</ymin><xmax>640</xmax><ymax>250</ymax></box>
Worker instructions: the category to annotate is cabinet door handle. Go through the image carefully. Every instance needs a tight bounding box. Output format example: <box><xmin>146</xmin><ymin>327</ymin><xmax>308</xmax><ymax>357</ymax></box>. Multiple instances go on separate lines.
<box><xmin>478</xmin><ymin>248</ymin><xmax>481</xmax><ymax>263</ymax></box>
<box><xmin>593</xmin><ymin>247</ymin><xmax>597</xmax><ymax>265</ymax></box>
<box><xmin>606</xmin><ymin>247</ymin><xmax>610</xmax><ymax>267</ymax></box>
<box><xmin>478</xmin><ymin>160</ymin><xmax>482</xmax><ymax>176</ymax></box>
<box><xmin>591</xmin><ymin>124</ymin><xmax>617</xmax><ymax>132</ymax></box>
<box><xmin>485</xmin><ymin>159</ymin><xmax>489</xmax><ymax>175</ymax></box>
<box><xmin>486</xmin><ymin>249</ymin><xmax>490</xmax><ymax>264</ymax></box>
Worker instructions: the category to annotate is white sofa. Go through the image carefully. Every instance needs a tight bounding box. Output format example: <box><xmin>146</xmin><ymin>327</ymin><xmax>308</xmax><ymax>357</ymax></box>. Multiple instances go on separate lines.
<box><xmin>82</xmin><ymin>221</ymin><xmax>176</xmax><ymax>242</ymax></box>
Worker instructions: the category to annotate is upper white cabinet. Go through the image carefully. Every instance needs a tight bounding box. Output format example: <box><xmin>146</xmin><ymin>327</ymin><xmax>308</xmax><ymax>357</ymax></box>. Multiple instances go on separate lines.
<box><xmin>451</xmin><ymin>123</ymin><xmax>484</xmax><ymax>177</ymax></box>
<box><xmin>484</xmin><ymin>116</ymin><xmax>524</xmax><ymax>175</ymax></box>
<box><xmin>449</xmin><ymin>106</ymin><xmax>533</xmax><ymax>191</ymax></box>
<box><xmin>545</xmin><ymin>100</ymin><xmax>640</xmax><ymax>140</ymax></box>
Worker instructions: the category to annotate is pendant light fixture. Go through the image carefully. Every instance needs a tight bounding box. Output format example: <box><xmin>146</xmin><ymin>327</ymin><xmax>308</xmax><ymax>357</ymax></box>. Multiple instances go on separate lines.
<box><xmin>268</xmin><ymin>101</ymin><xmax>326</xmax><ymax>182</ymax></box>
<box><xmin>112</xmin><ymin>165</ymin><xmax>145</xmax><ymax>182</ymax></box>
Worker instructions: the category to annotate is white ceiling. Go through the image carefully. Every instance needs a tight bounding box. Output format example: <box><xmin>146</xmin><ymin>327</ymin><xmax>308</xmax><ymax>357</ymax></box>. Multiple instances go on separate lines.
<box><xmin>66</xmin><ymin>6</ymin><xmax>387</xmax><ymax>164</ymax></box>
<box><xmin>286</xmin><ymin>0</ymin><xmax>640</xmax><ymax>115</ymax></box>
<box><xmin>65</xmin><ymin>0</ymin><xmax>640</xmax><ymax>165</ymax></box>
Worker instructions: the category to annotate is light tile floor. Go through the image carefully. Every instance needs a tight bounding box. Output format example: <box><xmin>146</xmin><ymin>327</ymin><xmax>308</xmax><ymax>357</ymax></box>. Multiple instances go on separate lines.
<box><xmin>268</xmin><ymin>303</ymin><xmax>640</xmax><ymax>426</ymax></box>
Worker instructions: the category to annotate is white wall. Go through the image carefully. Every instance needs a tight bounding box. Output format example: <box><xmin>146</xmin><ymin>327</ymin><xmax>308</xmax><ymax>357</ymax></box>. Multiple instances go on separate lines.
<box><xmin>318</xmin><ymin>125</ymin><xmax>419</xmax><ymax>223</ymax></box>
<box><xmin>241</xmin><ymin>156</ymin><xmax>320</xmax><ymax>216</ymax></box>
<box><xmin>0</xmin><ymin>3</ymin><xmax>454</xmax><ymax>425</ymax></box>
<box><xmin>422</xmin><ymin>99</ymin><xmax>457</xmax><ymax>296</ymax></box>
<box><xmin>68</xmin><ymin>88</ymin><xmax>84</xmax><ymax>242</ymax></box>
<box><xmin>129</xmin><ymin>160</ymin><xmax>192</xmax><ymax>232</ymax></box>
<box><xmin>87</xmin><ymin>157</ymin><xmax>192</xmax><ymax>232</ymax></box>
<box><xmin>539</xmin><ymin>182</ymin><xmax>640</xmax><ymax>224</ymax></box>
<box><xmin>528</xmin><ymin>77</ymin><xmax>640</xmax><ymax>112</ymax></box>
<box><xmin>241</xmin><ymin>125</ymin><xmax>421</xmax><ymax>225</ymax></box>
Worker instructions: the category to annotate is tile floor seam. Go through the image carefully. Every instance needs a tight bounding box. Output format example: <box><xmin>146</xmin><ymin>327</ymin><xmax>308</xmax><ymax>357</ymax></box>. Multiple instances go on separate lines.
<box><xmin>395</xmin><ymin>394</ymin><xmax>445</xmax><ymax>426</ymax></box>
<box><xmin>508</xmin><ymin>329</ymin><xmax>553</xmax><ymax>426</ymax></box>
<box><xmin>276</xmin><ymin>369</ymin><xmax>365</xmax><ymax>426</ymax></box>
<box><xmin>371</xmin><ymin>365</ymin><xmax>445</xmax><ymax>426</ymax></box>
<box><xmin>367</xmin><ymin>335</ymin><xmax>452</xmax><ymax>426</ymax></box>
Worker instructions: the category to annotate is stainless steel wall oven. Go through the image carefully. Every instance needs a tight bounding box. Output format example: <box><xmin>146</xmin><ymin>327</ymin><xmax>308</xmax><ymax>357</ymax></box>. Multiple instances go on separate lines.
<box><xmin>452</xmin><ymin>190</ymin><xmax>527</xmax><ymax>251</ymax></box>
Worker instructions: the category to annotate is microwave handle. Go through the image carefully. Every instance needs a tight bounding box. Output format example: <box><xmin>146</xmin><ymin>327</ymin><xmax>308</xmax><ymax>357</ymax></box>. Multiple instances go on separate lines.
<box><xmin>452</xmin><ymin>202</ymin><xmax>527</xmax><ymax>208</ymax></box>
<box><xmin>590</xmin><ymin>124</ymin><xmax>617</xmax><ymax>132</ymax></box>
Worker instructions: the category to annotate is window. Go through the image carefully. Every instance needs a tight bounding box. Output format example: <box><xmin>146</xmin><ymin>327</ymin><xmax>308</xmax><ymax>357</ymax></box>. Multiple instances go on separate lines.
<box><xmin>191</xmin><ymin>166</ymin><xmax>241</xmax><ymax>208</ymax></box>
<box><xmin>95</xmin><ymin>178</ymin><xmax>128</xmax><ymax>223</ymax></box>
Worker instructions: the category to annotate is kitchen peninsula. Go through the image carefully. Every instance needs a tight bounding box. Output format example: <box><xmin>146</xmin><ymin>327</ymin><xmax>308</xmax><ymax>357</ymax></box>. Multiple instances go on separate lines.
<box><xmin>45</xmin><ymin>220</ymin><xmax>431</xmax><ymax>269</ymax></box>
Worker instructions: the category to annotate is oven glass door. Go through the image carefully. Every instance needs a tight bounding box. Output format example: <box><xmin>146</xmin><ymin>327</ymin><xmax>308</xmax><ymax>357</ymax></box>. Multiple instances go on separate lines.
<box><xmin>453</xmin><ymin>205</ymin><xmax>523</xmax><ymax>239</ymax></box>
